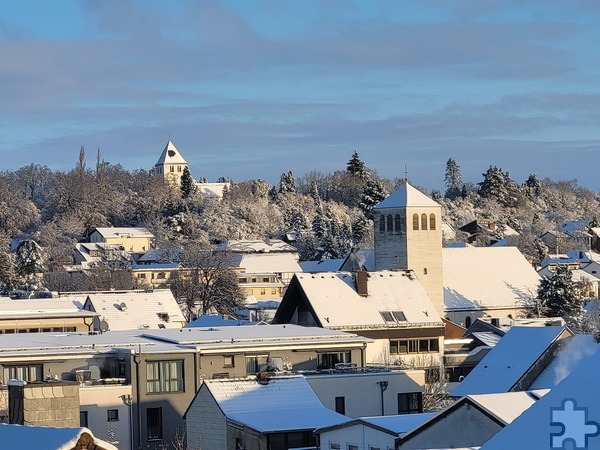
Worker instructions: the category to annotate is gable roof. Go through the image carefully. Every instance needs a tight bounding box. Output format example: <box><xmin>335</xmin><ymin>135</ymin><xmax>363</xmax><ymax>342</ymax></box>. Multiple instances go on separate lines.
<box><xmin>374</xmin><ymin>182</ymin><xmax>440</xmax><ymax>209</ymax></box>
<box><xmin>83</xmin><ymin>289</ymin><xmax>185</xmax><ymax>331</ymax></box>
<box><xmin>300</xmin><ymin>258</ymin><xmax>345</xmax><ymax>273</ymax></box>
<box><xmin>235</xmin><ymin>253</ymin><xmax>303</xmax><ymax>274</ymax></box>
<box><xmin>396</xmin><ymin>390</ymin><xmax>547</xmax><ymax>448</ymax></box>
<box><xmin>0</xmin><ymin>424</ymin><xmax>118</xmax><ymax>450</ymax></box>
<box><xmin>275</xmin><ymin>271</ymin><xmax>442</xmax><ymax>328</ymax></box>
<box><xmin>315</xmin><ymin>412</ymin><xmax>435</xmax><ymax>436</ymax></box>
<box><xmin>481</xmin><ymin>344</ymin><xmax>600</xmax><ymax>449</ymax></box>
<box><xmin>216</xmin><ymin>239</ymin><xmax>297</xmax><ymax>253</ymax></box>
<box><xmin>443</xmin><ymin>246</ymin><xmax>540</xmax><ymax>311</ymax></box>
<box><xmin>0</xmin><ymin>297</ymin><xmax>96</xmax><ymax>320</ymax></box>
<box><xmin>452</xmin><ymin>326</ymin><xmax>569</xmax><ymax>397</ymax></box>
<box><xmin>529</xmin><ymin>334</ymin><xmax>600</xmax><ymax>390</ymax></box>
<box><xmin>155</xmin><ymin>140</ymin><xmax>187</xmax><ymax>166</ymax></box>
<box><xmin>202</xmin><ymin>376</ymin><xmax>347</xmax><ymax>433</ymax></box>
<box><xmin>91</xmin><ymin>227</ymin><xmax>154</xmax><ymax>239</ymax></box>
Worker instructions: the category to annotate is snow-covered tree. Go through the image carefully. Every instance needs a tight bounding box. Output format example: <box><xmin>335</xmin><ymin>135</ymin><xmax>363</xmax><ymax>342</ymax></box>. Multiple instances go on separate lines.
<box><xmin>537</xmin><ymin>264</ymin><xmax>584</xmax><ymax>328</ymax></box>
<box><xmin>14</xmin><ymin>239</ymin><xmax>45</xmax><ymax>277</ymax></box>
<box><xmin>478</xmin><ymin>165</ymin><xmax>518</xmax><ymax>206</ymax></box>
<box><xmin>444</xmin><ymin>158</ymin><xmax>463</xmax><ymax>200</ymax></box>
<box><xmin>180</xmin><ymin>166</ymin><xmax>195</xmax><ymax>199</ymax></box>
<box><xmin>278</xmin><ymin>171</ymin><xmax>296</xmax><ymax>193</ymax></box>
<box><xmin>524</xmin><ymin>173</ymin><xmax>541</xmax><ymax>198</ymax></box>
<box><xmin>347</xmin><ymin>151</ymin><xmax>368</xmax><ymax>178</ymax></box>
<box><xmin>359</xmin><ymin>177</ymin><xmax>388</xmax><ymax>218</ymax></box>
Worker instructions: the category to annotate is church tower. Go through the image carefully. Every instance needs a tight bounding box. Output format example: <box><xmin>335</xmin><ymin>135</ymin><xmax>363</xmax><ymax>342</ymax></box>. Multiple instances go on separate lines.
<box><xmin>154</xmin><ymin>140</ymin><xmax>188</xmax><ymax>187</ymax></box>
<box><xmin>373</xmin><ymin>181</ymin><xmax>444</xmax><ymax>316</ymax></box>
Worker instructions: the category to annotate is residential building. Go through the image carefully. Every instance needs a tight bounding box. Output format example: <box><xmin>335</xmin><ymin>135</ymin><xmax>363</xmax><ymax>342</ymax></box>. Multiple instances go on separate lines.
<box><xmin>131</xmin><ymin>262</ymin><xmax>181</xmax><ymax>288</ymax></box>
<box><xmin>395</xmin><ymin>390</ymin><xmax>547</xmax><ymax>449</ymax></box>
<box><xmin>185</xmin><ymin>376</ymin><xmax>347</xmax><ymax>450</ymax></box>
<box><xmin>89</xmin><ymin>227</ymin><xmax>154</xmax><ymax>255</ymax></box>
<box><xmin>0</xmin><ymin>296</ymin><xmax>97</xmax><ymax>334</ymax></box>
<box><xmin>316</xmin><ymin>413</ymin><xmax>434</xmax><ymax>450</ymax></box>
<box><xmin>273</xmin><ymin>271</ymin><xmax>445</xmax><ymax>369</ymax></box>
<box><xmin>80</xmin><ymin>289</ymin><xmax>186</xmax><ymax>331</ymax></box>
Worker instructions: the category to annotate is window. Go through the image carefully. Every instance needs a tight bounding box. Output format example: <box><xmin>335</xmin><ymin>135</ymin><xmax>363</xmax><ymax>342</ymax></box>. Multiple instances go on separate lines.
<box><xmin>395</xmin><ymin>214</ymin><xmax>402</xmax><ymax>232</ymax></box>
<box><xmin>465</xmin><ymin>316</ymin><xmax>472</xmax><ymax>328</ymax></box>
<box><xmin>348</xmin><ymin>445</ymin><xmax>359</xmax><ymax>450</ymax></box>
<box><xmin>263</xmin><ymin>277</ymin><xmax>270</xmax><ymax>282</ymax></box>
<box><xmin>412</xmin><ymin>213</ymin><xmax>419</xmax><ymax>230</ymax></box>
<box><xmin>421</xmin><ymin>213</ymin><xmax>428</xmax><ymax>230</ymax></box>
<box><xmin>379</xmin><ymin>215</ymin><xmax>385</xmax><ymax>233</ymax></box>
<box><xmin>177</xmin><ymin>165</ymin><xmax>182</xmax><ymax>172</ymax></box>
<box><xmin>146</xmin><ymin>360</ymin><xmax>184</xmax><ymax>393</ymax></box>
<box><xmin>3</xmin><ymin>364</ymin><xmax>43</xmax><ymax>382</ymax></box>
<box><xmin>392</xmin><ymin>311</ymin><xmax>406</xmax><ymax>322</ymax></box>
<box><xmin>369</xmin><ymin>447</ymin><xmax>381</xmax><ymax>450</ymax></box>
<box><xmin>138</xmin><ymin>273</ymin><xmax>146</xmax><ymax>279</ymax></box>
<box><xmin>260</xmin><ymin>289</ymin><xmax>266</xmax><ymax>295</ymax></box>
<box><xmin>330</xmin><ymin>444</ymin><xmax>341</xmax><ymax>450</ymax></box>
<box><xmin>398</xmin><ymin>392</ymin><xmax>422</xmax><ymax>414</ymax></box>
<box><xmin>380</xmin><ymin>311</ymin><xmax>394</xmax><ymax>323</ymax></box>
<box><xmin>335</xmin><ymin>396</ymin><xmax>345</xmax><ymax>414</ymax></box>
<box><xmin>318</xmin><ymin>352</ymin><xmax>351</xmax><ymax>370</ymax></box>
<box><xmin>157</xmin><ymin>272</ymin><xmax>165</xmax><ymax>279</ymax></box>
<box><xmin>423</xmin><ymin>267</ymin><xmax>428</xmax><ymax>275</ymax></box>
<box><xmin>107</xmin><ymin>409</ymin><xmax>119</xmax><ymax>422</ymax></box>
<box><xmin>387</xmin><ymin>214</ymin><xmax>393</xmax><ymax>232</ymax></box>
<box><xmin>246</xmin><ymin>355</ymin><xmax>269</xmax><ymax>374</ymax></box>
<box><xmin>271</xmin><ymin>288</ymin><xmax>277</xmax><ymax>295</ymax></box>
<box><xmin>80</xmin><ymin>411</ymin><xmax>88</xmax><ymax>428</ymax></box>
<box><xmin>147</xmin><ymin>407</ymin><xmax>162</xmax><ymax>441</ymax></box>
<box><xmin>239</xmin><ymin>278</ymin><xmax>247</xmax><ymax>283</ymax></box>
<box><xmin>429</xmin><ymin>213</ymin><xmax>436</xmax><ymax>230</ymax></box>
<box><xmin>390</xmin><ymin>339</ymin><xmax>439</xmax><ymax>354</ymax></box>
<box><xmin>223</xmin><ymin>356</ymin><xmax>235</xmax><ymax>368</ymax></box>
<box><xmin>235</xmin><ymin>438</ymin><xmax>244</xmax><ymax>449</ymax></box>
<box><xmin>170</xmin><ymin>166</ymin><xmax>174</xmax><ymax>173</ymax></box>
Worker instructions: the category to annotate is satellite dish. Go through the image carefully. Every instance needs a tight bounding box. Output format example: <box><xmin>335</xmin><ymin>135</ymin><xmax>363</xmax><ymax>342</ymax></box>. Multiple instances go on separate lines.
<box><xmin>99</xmin><ymin>320</ymin><xmax>109</xmax><ymax>332</ymax></box>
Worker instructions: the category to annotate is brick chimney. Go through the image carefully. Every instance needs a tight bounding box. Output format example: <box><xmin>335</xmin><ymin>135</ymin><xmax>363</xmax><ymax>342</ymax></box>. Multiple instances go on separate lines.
<box><xmin>355</xmin><ymin>270</ymin><xmax>368</xmax><ymax>297</ymax></box>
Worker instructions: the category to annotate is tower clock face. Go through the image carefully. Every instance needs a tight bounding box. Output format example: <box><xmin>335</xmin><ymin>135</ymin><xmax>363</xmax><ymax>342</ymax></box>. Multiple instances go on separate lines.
<box><xmin>168</xmin><ymin>150</ymin><xmax>176</xmax><ymax>157</ymax></box>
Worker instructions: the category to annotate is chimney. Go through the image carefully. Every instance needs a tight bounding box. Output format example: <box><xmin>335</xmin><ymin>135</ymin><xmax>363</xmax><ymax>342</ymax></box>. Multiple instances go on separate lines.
<box><xmin>356</xmin><ymin>270</ymin><xmax>368</xmax><ymax>297</ymax></box>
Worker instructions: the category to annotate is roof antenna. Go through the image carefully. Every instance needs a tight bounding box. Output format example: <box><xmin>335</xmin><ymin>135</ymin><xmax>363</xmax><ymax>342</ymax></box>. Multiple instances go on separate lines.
<box><xmin>404</xmin><ymin>161</ymin><xmax>409</xmax><ymax>182</ymax></box>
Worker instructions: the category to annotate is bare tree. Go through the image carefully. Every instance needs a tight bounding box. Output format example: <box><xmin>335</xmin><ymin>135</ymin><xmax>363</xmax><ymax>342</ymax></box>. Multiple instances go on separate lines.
<box><xmin>170</xmin><ymin>243</ymin><xmax>245</xmax><ymax>321</ymax></box>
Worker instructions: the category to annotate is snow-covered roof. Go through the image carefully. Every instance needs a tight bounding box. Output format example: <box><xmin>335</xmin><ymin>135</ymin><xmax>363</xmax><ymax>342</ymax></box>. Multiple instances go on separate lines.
<box><xmin>235</xmin><ymin>253</ymin><xmax>302</xmax><ymax>274</ymax></box>
<box><xmin>452</xmin><ymin>326</ymin><xmax>569</xmax><ymax>397</ymax></box>
<box><xmin>216</xmin><ymin>239</ymin><xmax>298</xmax><ymax>253</ymax></box>
<box><xmin>374</xmin><ymin>182</ymin><xmax>440</xmax><ymax>209</ymax></box>
<box><xmin>285</xmin><ymin>271</ymin><xmax>442</xmax><ymax>328</ymax></box>
<box><xmin>204</xmin><ymin>376</ymin><xmax>347</xmax><ymax>433</ymax></box>
<box><xmin>92</xmin><ymin>227</ymin><xmax>154</xmax><ymax>239</ymax></box>
<box><xmin>0</xmin><ymin>297</ymin><xmax>96</xmax><ymax>320</ymax></box>
<box><xmin>538</xmin><ymin>266</ymin><xmax>599</xmax><ymax>284</ymax></box>
<box><xmin>0</xmin><ymin>424</ymin><xmax>118</xmax><ymax>450</ymax></box>
<box><xmin>83</xmin><ymin>289</ymin><xmax>186</xmax><ymax>331</ymax></box>
<box><xmin>443</xmin><ymin>246</ymin><xmax>540</xmax><ymax>311</ymax></box>
<box><xmin>481</xmin><ymin>345</ymin><xmax>600</xmax><ymax>449</ymax></box>
<box><xmin>196</xmin><ymin>182</ymin><xmax>229</xmax><ymax>198</ymax></box>
<box><xmin>529</xmin><ymin>334</ymin><xmax>600</xmax><ymax>390</ymax></box>
<box><xmin>300</xmin><ymin>259</ymin><xmax>344</xmax><ymax>273</ymax></box>
<box><xmin>466</xmin><ymin>390</ymin><xmax>548</xmax><ymax>424</ymax></box>
<box><xmin>185</xmin><ymin>315</ymin><xmax>251</xmax><ymax>327</ymax></box>
<box><xmin>561</xmin><ymin>219</ymin><xmax>591</xmax><ymax>237</ymax></box>
<box><xmin>316</xmin><ymin>413</ymin><xmax>435</xmax><ymax>436</ymax></box>
<box><xmin>155</xmin><ymin>139</ymin><xmax>187</xmax><ymax>166</ymax></box>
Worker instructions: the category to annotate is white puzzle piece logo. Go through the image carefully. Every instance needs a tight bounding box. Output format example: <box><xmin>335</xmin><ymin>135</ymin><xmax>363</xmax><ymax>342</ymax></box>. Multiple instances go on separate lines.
<box><xmin>551</xmin><ymin>399</ymin><xmax>600</xmax><ymax>449</ymax></box>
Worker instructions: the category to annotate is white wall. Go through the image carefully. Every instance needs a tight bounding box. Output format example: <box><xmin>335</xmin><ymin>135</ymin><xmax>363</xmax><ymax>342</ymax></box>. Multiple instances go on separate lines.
<box><xmin>79</xmin><ymin>385</ymin><xmax>133</xmax><ymax>450</ymax></box>
<box><xmin>307</xmin><ymin>370</ymin><xmax>424</xmax><ymax>418</ymax></box>
<box><xmin>320</xmin><ymin>425</ymin><xmax>395</xmax><ymax>450</ymax></box>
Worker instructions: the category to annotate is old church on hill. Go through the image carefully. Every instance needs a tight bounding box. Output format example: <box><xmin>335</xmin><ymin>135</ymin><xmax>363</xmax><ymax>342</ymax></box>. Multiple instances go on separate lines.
<box><xmin>154</xmin><ymin>140</ymin><xmax>188</xmax><ymax>187</ymax></box>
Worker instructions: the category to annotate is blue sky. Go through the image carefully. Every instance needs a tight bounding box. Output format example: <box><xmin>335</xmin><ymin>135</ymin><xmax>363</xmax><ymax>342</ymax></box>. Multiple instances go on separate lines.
<box><xmin>1</xmin><ymin>0</ymin><xmax>600</xmax><ymax>191</ymax></box>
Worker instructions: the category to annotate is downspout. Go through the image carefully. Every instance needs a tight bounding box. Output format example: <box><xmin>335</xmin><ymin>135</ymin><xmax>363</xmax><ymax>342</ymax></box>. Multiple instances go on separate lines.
<box><xmin>134</xmin><ymin>346</ymin><xmax>142</xmax><ymax>450</ymax></box>
<box><xmin>378</xmin><ymin>381</ymin><xmax>389</xmax><ymax>416</ymax></box>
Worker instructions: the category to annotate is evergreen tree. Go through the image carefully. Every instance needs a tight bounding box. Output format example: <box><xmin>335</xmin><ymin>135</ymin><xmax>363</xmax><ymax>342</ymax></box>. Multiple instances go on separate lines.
<box><xmin>478</xmin><ymin>165</ymin><xmax>518</xmax><ymax>206</ymax></box>
<box><xmin>278</xmin><ymin>171</ymin><xmax>296</xmax><ymax>193</ymax></box>
<box><xmin>0</xmin><ymin>249</ymin><xmax>14</xmax><ymax>293</ymax></box>
<box><xmin>537</xmin><ymin>264</ymin><xmax>583</xmax><ymax>328</ymax></box>
<box><xmin>444</xmin><ymin>158</ymin><xmax>463</xmax><ymax>199</ymax></box>
<box><xmin>524</xmin><ymin>173</ymin><xmax>541</xmax><ymax>197</ymax></box>
<box><xmin>180</xmin><ymin>166</ymin><xmax>195</xmax><ymax>199</ymax></box>
<box><xmin>359</xmin><ymin>177</ymin><xmax>388</xmax><ymax>218</ymax></box>
<box><xmin>15</xmin><ymin>239</ymin><xmax>45</xmax><ymax>278</ymax></box>
<box><xmin>347</xmin><ymin>151</ymin><xmax>368</xmax><ymax>178</ymax></box>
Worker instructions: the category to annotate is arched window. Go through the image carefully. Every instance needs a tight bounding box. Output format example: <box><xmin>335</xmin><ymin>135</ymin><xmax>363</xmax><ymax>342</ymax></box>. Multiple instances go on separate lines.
<box><xmin>423</xmin><ymin>268</ymin><xmax>428</xmax><ymax>275</ymax></box>
<box><xmin>379</xmin><ymin>215</ymin><xmax>386</xmax><ymax>233</ymax></box>
<box><xmin>387</xmin><ymin>214</ymin><xmax>393</xmax><ymax>232</ymax></box>
<box><xmin>412</xmin><ymin>214</ymin><xmax>419</xmax><ymax>230</ymax></box>
<box><xmin>421</xmin><ymin>214</ymin><xmax>428</xmax><ymax>230</ymax></box>
<box><xmin>395</xmin><ymin>214</ymin><xmax>402</xmax><ymax>233</ymax></box>
<box><xmin>465</xmin><ymin>316</ymin><xmax>472</xmax><ymax>328</ymax></box>
<box><xmin>429</xmin><ymin>213</ymin><xmax>436</xmax><ymax>230</ymax></box>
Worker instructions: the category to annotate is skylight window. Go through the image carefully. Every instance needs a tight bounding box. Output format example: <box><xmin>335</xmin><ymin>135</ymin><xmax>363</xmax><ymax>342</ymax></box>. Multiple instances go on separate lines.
<box><xmin>380</xmin><ymin>310</ymin><xmax>407</xmax><ymax>323</ymax></box>
<box><xmin>392</xmin><ymin>311</ymin><xmax>407</xmax><ymax>322</ymax></box>
<box><xmin>380</xmin><ymin>311</ymin><xmax>394</xmax><ymax>322</ymax></box>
